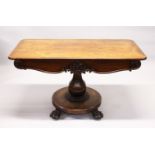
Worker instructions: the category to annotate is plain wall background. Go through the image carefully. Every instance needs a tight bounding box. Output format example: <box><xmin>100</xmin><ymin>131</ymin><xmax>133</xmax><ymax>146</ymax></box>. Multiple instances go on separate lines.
<box><xmin>0</xmin><ymin>26</ymin><xmax>155</xmax><ymax>65</ymax></box>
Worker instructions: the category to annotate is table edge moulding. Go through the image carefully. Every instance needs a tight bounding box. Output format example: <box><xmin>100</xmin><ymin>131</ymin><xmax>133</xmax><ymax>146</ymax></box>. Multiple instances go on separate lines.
<box><xmin>8</xmin><ymin>39</ymin><xmax>147</xmax><ymax>120</ymax></box>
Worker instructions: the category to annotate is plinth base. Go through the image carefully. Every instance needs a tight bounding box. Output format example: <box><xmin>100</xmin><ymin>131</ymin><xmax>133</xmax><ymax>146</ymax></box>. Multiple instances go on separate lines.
<box><xmin>50</xmin><ymin>87</ymin><xmax>103</xmax><ymax>120</ymax></box>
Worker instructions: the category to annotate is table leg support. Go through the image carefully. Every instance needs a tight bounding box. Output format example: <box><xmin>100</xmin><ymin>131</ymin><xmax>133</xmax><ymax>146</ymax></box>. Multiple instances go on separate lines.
<box><xmin>91</xmin><ymin>109</ymin><xmax>103</xmax><ymax>120</ymax></box>
<box><xmin>50</xmin><ymin>61</ymin><xmax>103</xmax><ymax>120</ymax></box>
<box><xmin>50</xmin><ymin>109</ymin><xmax>62</xmax><ymax>120</ymax></box>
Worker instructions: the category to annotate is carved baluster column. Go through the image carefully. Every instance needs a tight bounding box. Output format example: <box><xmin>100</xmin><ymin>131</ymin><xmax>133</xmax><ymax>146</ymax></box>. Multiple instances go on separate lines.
<box><xmin>68</xmin><ymin>70</ymin><xmax>86</xmax><ymax>98</ymax></box>
<box><xmin>64</xmin><ymin>60</ymin><xmax>92</xmax><ymax>101</ymax></box>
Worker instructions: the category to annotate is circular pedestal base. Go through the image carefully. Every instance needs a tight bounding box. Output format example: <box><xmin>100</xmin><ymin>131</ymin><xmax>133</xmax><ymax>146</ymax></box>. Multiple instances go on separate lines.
<box><xmin>51</xmin><ymin>87</ymin><xmax>103</xmax><ymax>120</ymax></box>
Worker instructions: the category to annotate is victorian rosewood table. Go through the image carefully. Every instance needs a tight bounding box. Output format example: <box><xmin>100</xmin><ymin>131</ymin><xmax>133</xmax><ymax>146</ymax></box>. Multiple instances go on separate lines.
<box><xmin>8</xmin><ymin>39</ymin><xmax>146</xmax><ymax>120</ymax></box>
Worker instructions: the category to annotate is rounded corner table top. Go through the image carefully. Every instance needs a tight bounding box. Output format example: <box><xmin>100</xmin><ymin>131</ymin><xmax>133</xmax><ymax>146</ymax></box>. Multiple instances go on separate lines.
<box><xmin>8</xmin><ymin>39</ymin><xmax>146</xmax><ymax>60</ymax></box>
<box><xmin>8</xmin><ymin>39</ymin><xmax>147</xmax><ymax>120</ymax></box>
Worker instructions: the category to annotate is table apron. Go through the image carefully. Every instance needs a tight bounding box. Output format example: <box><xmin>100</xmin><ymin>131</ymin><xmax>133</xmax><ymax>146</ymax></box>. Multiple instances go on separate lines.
<box><xmin>13</xmin><ymin>59</ymin><xmax>141</xmax><ymax>74</ymax></box>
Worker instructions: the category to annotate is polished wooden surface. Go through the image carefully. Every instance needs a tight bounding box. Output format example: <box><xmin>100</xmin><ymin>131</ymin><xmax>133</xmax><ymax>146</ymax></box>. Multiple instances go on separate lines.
<box><xmin>13</xmin><ymin>59</ymin><xmax>141</xmax><ymax>73</ymax></box>
<box><xmin>52</xmin><ymin>87</ymin><xmax>101</xmax><ymax>114</ymax></box>
<box><xmin>9</xmin><ymin>39</ymin><xmax>146</xmax><ymax>60</ymax></box>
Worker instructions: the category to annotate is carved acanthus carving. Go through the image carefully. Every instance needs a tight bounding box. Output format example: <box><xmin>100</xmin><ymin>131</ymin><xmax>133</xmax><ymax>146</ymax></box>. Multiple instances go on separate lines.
<box><xmin>64</xmin><ymin>60</ymin><xmax>93</xmax><ymax>73</ymax></box>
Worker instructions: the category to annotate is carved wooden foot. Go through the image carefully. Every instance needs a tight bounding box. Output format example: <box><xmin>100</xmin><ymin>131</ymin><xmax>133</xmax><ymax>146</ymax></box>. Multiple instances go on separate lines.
<box><xmin>50</xmin><ymin>109</ymin><xmax>62</xmax><ymax>120</ymax></box>
<box><xmin>91</xmin><ymin>109</ymin><xmax>103</xmax><ymax>120</ymax></box>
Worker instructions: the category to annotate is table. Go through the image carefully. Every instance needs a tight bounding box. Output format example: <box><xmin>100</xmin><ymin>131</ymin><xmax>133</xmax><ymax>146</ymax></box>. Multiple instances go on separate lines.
<box><xmin>9</xmin><ymin>39</ymin><xmax>146</xmax><ymax>120</ymax></box>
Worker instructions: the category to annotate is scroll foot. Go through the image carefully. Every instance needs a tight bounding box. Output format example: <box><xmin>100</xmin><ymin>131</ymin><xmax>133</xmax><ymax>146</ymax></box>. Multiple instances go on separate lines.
<box><xmin>50</xmin><ymin>109</ymin><xmax>61</xmax><ymax>120</ymax></box>
<box><xmin>92</xmin><ymin>109</ymin><xmax>103</xmax><ymax>120</ymax></box>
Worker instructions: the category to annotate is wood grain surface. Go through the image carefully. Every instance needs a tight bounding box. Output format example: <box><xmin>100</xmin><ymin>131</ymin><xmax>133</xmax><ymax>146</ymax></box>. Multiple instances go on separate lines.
<box><xmin>9</xmin><ymin>39</ymin><xmax>146</xmax><ymax>60</ymax></box>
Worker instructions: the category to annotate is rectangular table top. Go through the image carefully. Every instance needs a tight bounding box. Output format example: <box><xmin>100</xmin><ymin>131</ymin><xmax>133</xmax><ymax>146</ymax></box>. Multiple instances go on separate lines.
<box><xmin>9</xmin><ymin>39</ymin><xmax>146</xmax><ymax>60</ymax></box>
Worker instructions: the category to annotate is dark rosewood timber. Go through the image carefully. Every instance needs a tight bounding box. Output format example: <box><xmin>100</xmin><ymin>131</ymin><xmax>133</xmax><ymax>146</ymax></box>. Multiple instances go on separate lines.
<box><xmin>51</xmin><ymin>61</ymin><xmax>103</xmax><ymax>120</ymax></box>
<box><xmin>14</xmin><ymin>59</ymin><xmax>141</xmax><ymax>120</ymax></box>
<box><xmin>65</xmin><ymin>61</ymin><xmax>91</xmax><ymax>101</ymax></box>
<box><xmin>14</xmin><ymin>59</ymin><xmax>141</xmax><ymax>73</ymax></box>
<box><xmin>51</xmin><ymin>87</ymin><xmax>103</xmax><ymax>120</ymax></box>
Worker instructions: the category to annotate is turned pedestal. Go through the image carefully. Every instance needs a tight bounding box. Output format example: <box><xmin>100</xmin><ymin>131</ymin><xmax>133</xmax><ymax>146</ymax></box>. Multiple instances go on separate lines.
<box><xmin>50</xmin><ymin>66</ymin><xmax>103</xmax><ymax>120</ymax></box>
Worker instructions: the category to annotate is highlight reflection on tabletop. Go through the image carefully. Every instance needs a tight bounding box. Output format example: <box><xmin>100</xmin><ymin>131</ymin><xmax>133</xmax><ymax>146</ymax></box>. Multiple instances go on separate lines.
<box><xmin>9</xmin><ymin>39</ymin><xmax>146</xmax><ymax>60</ymax></box>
